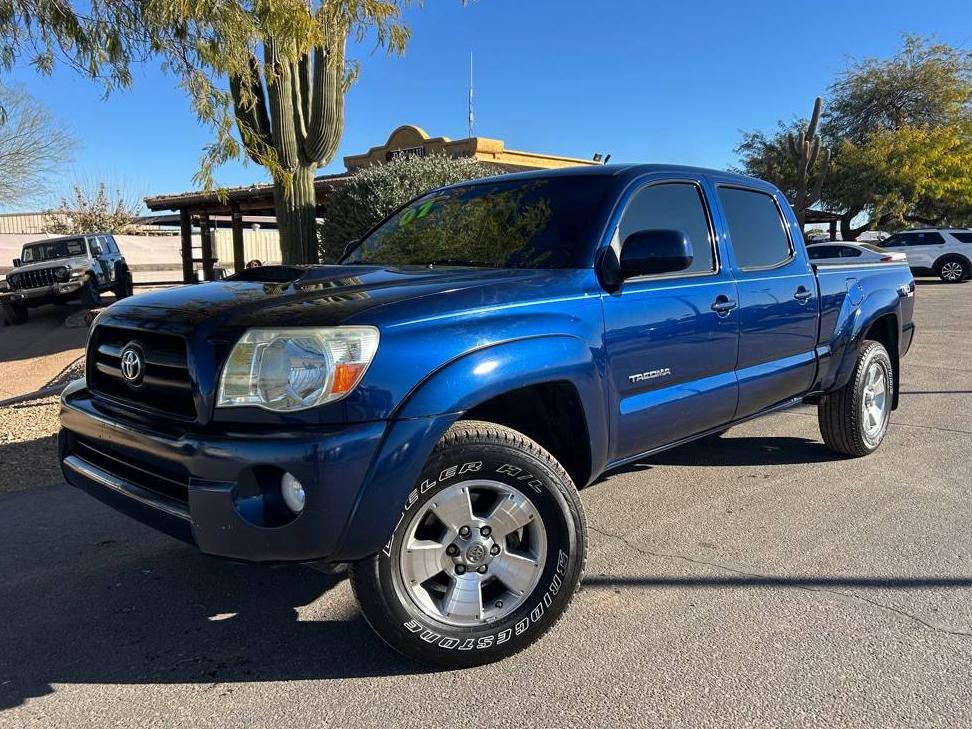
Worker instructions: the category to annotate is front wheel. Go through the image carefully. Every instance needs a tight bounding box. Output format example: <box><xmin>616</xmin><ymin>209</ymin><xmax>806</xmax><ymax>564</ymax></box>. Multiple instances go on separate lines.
<box><xmin>79</xmin><ymin>274</ymin><xmax>102</xmax><ymax>308</ymax></box>
<box><xmin>818</xmin><ymin>340</ymin><xmax>893</xmax><ymax>457</ymax></box>
<box><xmin>351</xmin><ymin>421</ymin><xmax>587</xmax><ymax>668</ymax></box>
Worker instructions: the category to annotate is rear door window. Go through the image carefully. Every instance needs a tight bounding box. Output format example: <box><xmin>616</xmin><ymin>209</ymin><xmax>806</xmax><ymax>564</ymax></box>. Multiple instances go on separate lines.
<box><xmin>952</xmin><ymin>232</ymin><xmax>972</xmax><ymax>243</ymax></box>
<box><xmin>905</xmin><ymin>232</ymin><xmax>945</xmax><ymax>246</ymax></box>
<box><xmin>717</xmin><ymin>187</ymin><xmax>793</xmax><ymax>269</ymax></box>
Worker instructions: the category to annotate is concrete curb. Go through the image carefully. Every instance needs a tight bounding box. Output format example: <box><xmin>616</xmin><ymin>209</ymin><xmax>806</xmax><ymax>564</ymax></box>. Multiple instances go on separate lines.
<box><xmin>0</xmin><ymin>384</ymin><xmax>68</xmax><ymax>408</ymax></box>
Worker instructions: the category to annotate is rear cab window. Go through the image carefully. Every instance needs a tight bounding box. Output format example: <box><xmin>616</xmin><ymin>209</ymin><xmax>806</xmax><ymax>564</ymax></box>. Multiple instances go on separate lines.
<box><xmin>716</xmin><ymin>187</ymin><xmax>793</xmax><ymax>270</ymax></box>
<box><xmin>808</xmin><ymin>246</ymin><xmax>838</xmax><ymax>260</ymax></box>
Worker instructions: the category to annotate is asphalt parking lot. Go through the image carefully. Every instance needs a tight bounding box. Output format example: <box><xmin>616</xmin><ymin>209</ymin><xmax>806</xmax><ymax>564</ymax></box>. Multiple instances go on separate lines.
<box><xmin>1</xmin><ymin>278</ymin><xmax>970</xmax><ymax>727</ymax></box>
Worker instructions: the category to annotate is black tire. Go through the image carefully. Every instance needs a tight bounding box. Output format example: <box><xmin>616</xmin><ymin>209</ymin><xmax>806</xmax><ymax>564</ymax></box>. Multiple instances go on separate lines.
<box><xmin>351</xmin><ymin>420</ymin><xmax>587</xmax><ymax>668</ymax></box>
<box><xmin>936</xmin><ymin>257</ymin><xmax>969</xmax><ymax>283</ymax></box>
<box><xmin>3</xmin><ymin>302</ymin><xmax>29</xmax><ymax>325</ymax></box>
<box><xmin>114</xmin><ymin>265</ymin><xmax>133</xmax><ymax>299</ymax></box>
<box><xmin>818</xmin><ymin>340</ymin><xmax>894</xmax><ymax>457</ymax></box>
<box><xmin>79</xmin><ymin>274</ymin><xmax>102</xmax><ymax>308</ymax></box>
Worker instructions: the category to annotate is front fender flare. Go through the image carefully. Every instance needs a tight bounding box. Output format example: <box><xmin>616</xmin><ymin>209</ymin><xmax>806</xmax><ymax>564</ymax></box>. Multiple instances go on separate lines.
<box><xmin>334</xmin><ymin>335</ymin><xmax>607</xmax><ymax>560</ymax></box>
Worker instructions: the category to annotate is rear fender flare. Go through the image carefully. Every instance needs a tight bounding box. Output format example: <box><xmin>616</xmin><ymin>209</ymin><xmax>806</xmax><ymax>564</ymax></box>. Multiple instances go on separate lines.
<box><xmin>826</xmin><ymin>289</ymin><xmax>900</xmax><ymax>395</ymax></box>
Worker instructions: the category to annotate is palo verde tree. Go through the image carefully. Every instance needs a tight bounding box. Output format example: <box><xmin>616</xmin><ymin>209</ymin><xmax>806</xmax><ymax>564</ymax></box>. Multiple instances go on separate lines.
<box><xmin>0</xmin><ymin>1</ymin><xmax>418</xmax><ymax>264</ymax></box>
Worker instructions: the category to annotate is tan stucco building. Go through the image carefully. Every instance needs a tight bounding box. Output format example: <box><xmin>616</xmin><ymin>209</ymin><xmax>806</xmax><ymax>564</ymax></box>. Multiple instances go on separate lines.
<box><xmin>344</xmin><ymin>125</ymin><xmax>597</xmax><ymax>172</ymax></box>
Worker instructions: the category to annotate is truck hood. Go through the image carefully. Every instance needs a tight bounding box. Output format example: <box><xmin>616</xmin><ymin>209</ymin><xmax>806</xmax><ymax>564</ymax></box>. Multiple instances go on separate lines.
<box><xmin>100</xmin><ymin>264</ymin><xmax>587</xmax><ymax>331</ymax></box>
<box><xmin>12</xmin><ymin>255</ymin><xmax>89</xmax><ymax>275</ymax></box>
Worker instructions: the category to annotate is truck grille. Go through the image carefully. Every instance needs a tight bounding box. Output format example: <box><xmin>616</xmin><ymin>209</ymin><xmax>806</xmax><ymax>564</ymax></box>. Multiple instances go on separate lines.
<box><xmin>88</xmin><ymin>325</ymin><xmax>197</xmax><ymax>419</ymax></box>
<box><xmin>8</xmin><ymin>267</ymin><xmax>58</xmax><ymax>290</ymax></box>
<box><xmin>70</xmin><ymin>434</ymin><xmax>190</xmax><ymax>505</ymax></box>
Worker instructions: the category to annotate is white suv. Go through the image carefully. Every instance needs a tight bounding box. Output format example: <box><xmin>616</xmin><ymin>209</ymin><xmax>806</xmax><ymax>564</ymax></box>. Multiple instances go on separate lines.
<box><xmin>879</xmin><ymin>228</ymin><xmax>972</xmax><ymax>283</ymax></box>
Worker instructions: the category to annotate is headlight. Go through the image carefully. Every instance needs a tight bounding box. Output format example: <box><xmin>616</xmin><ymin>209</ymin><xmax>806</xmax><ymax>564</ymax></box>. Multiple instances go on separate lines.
<box><xmin>216</xmin><ymin>327</ymin><xmax>379</xmax><ymax>412</ymax></box>
<box><xmin>54</xmin><ymin>266</ymin><xmax>70</xmax><ymax>282</ymax></box>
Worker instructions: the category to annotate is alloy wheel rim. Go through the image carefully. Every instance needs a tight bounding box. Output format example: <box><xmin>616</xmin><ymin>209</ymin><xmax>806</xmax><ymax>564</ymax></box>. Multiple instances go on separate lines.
<box><xmin>397</xmin><ymin>479</ymin><xmax>547</xmax><ymax>627</ymax></box>
<box><xmin>942</xmin><ymin>262</ymin><xmax>963</xmax><ymax>281</ymax></box>
<box><xmin>861</xmin><ymin>362</ymin><xmax>889</xmax><ymax>441</ymax></box>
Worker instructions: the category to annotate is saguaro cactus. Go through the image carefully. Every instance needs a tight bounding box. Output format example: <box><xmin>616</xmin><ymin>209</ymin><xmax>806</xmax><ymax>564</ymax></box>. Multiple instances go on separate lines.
<box><xmin>787</xmin><ymin>97</ymin><xmax>831</xmax><ymax>229</ymax></box>
<box><xmin>231</xmin><ymin>28</ymin><xmax>347</xmax><ymax>264</ymax></box>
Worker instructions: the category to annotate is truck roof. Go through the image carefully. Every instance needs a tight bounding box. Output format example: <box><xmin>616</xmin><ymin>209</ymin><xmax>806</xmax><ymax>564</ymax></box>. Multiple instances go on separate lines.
<box><xmin>443</xmin><ymin>162</ymin><xmax>767</xmax><ymax>190</ymax></box>
<box><xmin>23</xmin><ymin>232</ymin><xmax>113</xmax><ymax>245</ymax></box>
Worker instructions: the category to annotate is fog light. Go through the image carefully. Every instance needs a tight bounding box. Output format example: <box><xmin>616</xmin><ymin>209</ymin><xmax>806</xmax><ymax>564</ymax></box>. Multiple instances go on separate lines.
<box><xmin>280</xmin><ymin>472</ymin><xmax>305</xmax><ymax>514</ymax></box>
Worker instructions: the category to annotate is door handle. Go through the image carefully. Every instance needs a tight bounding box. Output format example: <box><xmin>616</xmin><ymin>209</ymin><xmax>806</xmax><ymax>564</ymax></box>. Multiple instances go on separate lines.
<box><xmin>794</xmin><ymin>286</ymin><xmax>813</xmax><ymax>302</ymax></box>
<box><xmin>710</xmin><ymin>295</ymin><xmax>738</xmax><ymax>315</ymax></box>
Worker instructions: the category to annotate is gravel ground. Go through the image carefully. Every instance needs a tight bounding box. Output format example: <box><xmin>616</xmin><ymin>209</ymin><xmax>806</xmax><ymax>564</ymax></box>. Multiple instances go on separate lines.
<box><xmin>0</xmin><ymin>397</ymin><xmax>61</xmax><ymax>493</ymax></box>
<box><xmin>0</xmin><ymin>358</ymin><xmax>84</xmax><ymax>493</ymax></box>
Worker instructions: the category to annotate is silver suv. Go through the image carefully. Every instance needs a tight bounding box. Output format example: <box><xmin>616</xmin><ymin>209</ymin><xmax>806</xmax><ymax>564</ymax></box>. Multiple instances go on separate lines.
<box><xmin>878</xmin><ymin>228</ymin><xmax>972</xmax><ymax>283</ymax></box>
<box><xmin>3</xmin><ymin>233</ymin><xmax>132</xmax><ymax>325</ymax></box>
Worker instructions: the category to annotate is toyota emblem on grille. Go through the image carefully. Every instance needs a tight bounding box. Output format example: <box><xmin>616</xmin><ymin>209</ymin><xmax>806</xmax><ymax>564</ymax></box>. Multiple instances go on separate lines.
<box><xmin>120</xmin><ymin>345</ymin><xmax>144</xmax><ymax>385</ymax></box>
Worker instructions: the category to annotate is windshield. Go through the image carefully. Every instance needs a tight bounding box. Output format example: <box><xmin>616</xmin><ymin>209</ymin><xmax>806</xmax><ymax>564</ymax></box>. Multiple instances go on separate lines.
<box><xmin>21</xmin><ymin>238</ymin><xmax>87</xmax><ymax>263</ymax></box>
<box><xmin>344</xmin><ymin>176</ymin><xmax>614</xmax><ymax>269</ymax></box>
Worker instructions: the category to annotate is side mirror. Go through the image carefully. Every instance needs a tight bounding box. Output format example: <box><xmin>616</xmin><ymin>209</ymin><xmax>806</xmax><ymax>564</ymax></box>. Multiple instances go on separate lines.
<box><xmin>619</xmin><ymin>229</ymin><xmax>694</xmax><ymax>279</ymax></box>
<box><xmin>12</xmin><ymin>258</ymin><xmax>21</xmax><ymax>267</ymax></box>
<box><xmin>90</xmin><ymin>245</ymin><xmax>103</xmax><ymax>257</ymax></box>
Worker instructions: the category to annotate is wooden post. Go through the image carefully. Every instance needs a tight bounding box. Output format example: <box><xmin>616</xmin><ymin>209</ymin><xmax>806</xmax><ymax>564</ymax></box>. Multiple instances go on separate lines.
<box><xmin>179</xmin><ymin>209</ymin><xmax>193</xmax><ymax>284</ymax></box>
<box><xmin>199</xmin><ymin>213</ymin><xmax>215</xmax><ymax>281</ymax></box>
<box><xmin>231</xmin><ymin>204</ymin><xmax>245</xmax><ymax>274</ymax></box>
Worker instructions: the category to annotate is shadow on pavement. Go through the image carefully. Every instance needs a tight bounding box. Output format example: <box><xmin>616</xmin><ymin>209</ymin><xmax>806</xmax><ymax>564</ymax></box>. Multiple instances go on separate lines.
<box><xmin>0</xmin><ymin>487</ymin><xmax>430</xmax><ymax>711</ymax></box>
<box><xmin>583</xmin><ymin>575</ymin><xmax>972</xmax><ymax>589</ymax></box>
<box><xmin>900</xmin><ymin>390</ymin><xmax>972</xmax><ymax>396</ymax></box>
<box><xmin>914</xmin><ymin>279</ymin><xmax>968</xmax><ymax>286</ymax></box>
<box><xmin>0</xmin><ymin>430</ymin><xmax>61</xmax><ymax>493</ymax></box>
<box><xmin>623</xmin><ymin>434</ymin><xmax>840</xmax><ymax>471</ymax></box>
<box><xmin>0</xmin><ymin>302</ymin><xmax>90</xmax><ymax>363</ymax></box>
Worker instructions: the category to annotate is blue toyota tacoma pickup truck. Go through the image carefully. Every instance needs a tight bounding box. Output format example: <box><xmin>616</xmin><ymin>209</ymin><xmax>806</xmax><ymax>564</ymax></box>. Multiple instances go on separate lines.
<box><xmin>59</xmin><ymin>164</ymin><xmax>916</xmax><ymax>667</ymax></box>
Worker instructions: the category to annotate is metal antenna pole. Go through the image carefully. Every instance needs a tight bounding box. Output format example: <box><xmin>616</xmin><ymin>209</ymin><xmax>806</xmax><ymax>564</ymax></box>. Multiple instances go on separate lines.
<box><xmin>468</xmin><ymin>51</ymin><xmax>475</xmax><ymax>138</ymax></box>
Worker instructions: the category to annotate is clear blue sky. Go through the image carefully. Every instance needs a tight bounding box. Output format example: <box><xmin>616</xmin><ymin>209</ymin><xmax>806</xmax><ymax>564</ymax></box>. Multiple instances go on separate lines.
<box><xmin>5</xmin><ymin>0</ymin><xmax>972</xmax><ymax>209</ymax></box>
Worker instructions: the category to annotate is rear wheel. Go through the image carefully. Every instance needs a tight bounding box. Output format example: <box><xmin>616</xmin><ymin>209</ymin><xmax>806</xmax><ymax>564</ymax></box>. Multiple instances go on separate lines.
<box><xmin>818</xmin><ymin>340</ymin><xmax>893</xmax><ymax>457</ymax></box>
<box><xmin>351</xmin><ymin>420</ymin><xmax>586</xmax><ymax>668</ymax></box>
<box><xmin>937</xmin><ymin>257</ymin><xmax>969</xmax><ymax>283</ymax></box>
<box><xmin>79</xmin><ymin>274</ymin><xmax>102</xmax><ymax>308</ymax></box>
<box><xmin>114</xmin><ymin>265</ymin><xmax>133</xmax><ymax>299</ymax></box>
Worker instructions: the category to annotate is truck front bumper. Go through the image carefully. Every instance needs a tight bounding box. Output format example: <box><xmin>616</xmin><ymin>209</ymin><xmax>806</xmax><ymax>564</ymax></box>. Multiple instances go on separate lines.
<box><xmin>59</xmin><ymin>381</ymin><xmax>394</xmax><ymax>563</ymax></box>
<box><xmin>10</xmin><ymin>281</ymin><xmax>83</xmax><ymax>303</ymax></box>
